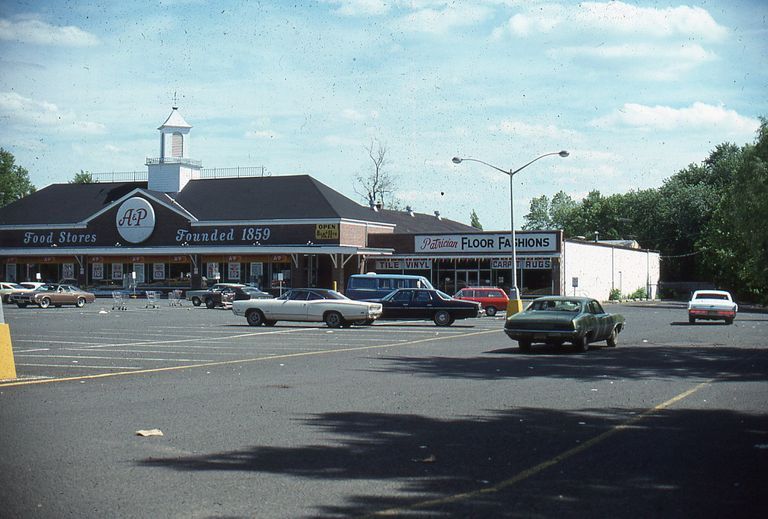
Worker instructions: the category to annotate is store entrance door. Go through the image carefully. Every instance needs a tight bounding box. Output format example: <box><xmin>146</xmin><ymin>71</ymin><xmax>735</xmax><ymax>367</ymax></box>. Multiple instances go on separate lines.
<box><xmin>455</xmin><ymin>269</ymin><xmax>479</xmax><ymax>291</ymax></box>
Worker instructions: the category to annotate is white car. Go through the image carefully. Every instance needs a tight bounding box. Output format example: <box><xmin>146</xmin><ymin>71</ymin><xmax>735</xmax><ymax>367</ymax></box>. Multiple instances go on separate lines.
<box><xmin>5</xmin><ymin>282</ymin><xmax>45</xmax><ymax>303</ymax></box>
<box><xmin>232</xmin><ymin>288</ymin><xmax>383</xmax><ymax>328</ymax></box>
<box><xmin>688</xmin><ymin>289</ymin><xmax>738</xmax><ymax>324</ymax></box>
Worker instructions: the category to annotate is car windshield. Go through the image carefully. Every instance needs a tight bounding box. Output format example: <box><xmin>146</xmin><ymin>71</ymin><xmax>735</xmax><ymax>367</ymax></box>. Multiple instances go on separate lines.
<box><xmin>529</xmin><ymin>299</ymin><xmax>582</xmax><ymax>312</ymax></box>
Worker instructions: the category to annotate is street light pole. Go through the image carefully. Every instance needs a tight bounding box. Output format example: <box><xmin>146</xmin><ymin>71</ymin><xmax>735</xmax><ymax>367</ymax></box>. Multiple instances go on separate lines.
<box><xmin>452</xmin><ymin>151</ymin><xmax>569</xmax><ymax>314</ymax></box>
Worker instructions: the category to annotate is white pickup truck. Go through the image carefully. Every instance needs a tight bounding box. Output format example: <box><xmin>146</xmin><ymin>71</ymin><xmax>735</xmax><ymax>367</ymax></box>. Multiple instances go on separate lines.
<box><xmin>688</xmin><ymin>290</ymin><xmax>738</xmax><ymax>324</ymax></box>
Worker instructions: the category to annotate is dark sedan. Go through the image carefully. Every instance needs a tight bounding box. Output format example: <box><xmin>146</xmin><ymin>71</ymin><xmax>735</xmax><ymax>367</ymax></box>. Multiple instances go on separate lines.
<box><xmin>204</xmin><ymin>286</ymin><xmax>272</xmax><ymax>309</ymax></box>
<box><xmin>377</xmin><ymin>288</ymin><xmax>481</xmax><ymax>326</ymax></box>
<box><xmin>504</xmin><ymin>296</ymin><xmax>625</xmax><ymax>352</ymax></box>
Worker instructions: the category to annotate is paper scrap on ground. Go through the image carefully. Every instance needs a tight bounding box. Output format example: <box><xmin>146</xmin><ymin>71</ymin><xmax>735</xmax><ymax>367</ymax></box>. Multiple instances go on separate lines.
<box><xmin>135</xmin><ymin>429</ymin><xmax>164</xmax><ymax>437</ymax></box>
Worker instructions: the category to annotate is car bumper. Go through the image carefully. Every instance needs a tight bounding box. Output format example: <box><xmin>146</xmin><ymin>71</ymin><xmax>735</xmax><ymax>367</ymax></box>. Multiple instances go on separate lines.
<box><xmin>688</xmin><ymin>309</ymin><xmax>736</xmax><ymax>320</ymax></box>
<box><xmin>504</xmin><ymin>328</ymin><xmax>579</xmax><ymax>341</ymax></box>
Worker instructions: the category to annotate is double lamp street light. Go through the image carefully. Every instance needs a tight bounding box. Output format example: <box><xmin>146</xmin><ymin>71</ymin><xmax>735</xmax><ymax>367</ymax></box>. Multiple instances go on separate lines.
<box><xmin>452</xmin><ymin>150</ymin><xmax>569</xmax><ymax>314</ymax></box>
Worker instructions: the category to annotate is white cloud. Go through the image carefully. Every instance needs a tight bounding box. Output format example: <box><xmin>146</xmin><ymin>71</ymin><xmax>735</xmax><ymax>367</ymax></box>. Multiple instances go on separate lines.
<box><xmin>591</xmin><ymin>102</ymin><xmax>760</xmax><ymax>133</ymax></box>
<box><xmin>0</xmin><ymin>91</ymin><xmax>106</xmax><ymax>134</ymax></box>
<box><xmin>553</xmin><ymin>43</ymin><xmax>716</xmax><ymax>63</ymax></box>
<box><xmin>324</xmin><ymin>0</ymin><xmax>391</xmax><ymax>16</ymax></box>
<box><xmin>575</xmin><ymin>1</ymin><xmax>727</xmax><ymax>40</ymax></box>
<box><xmin>397</xmin><ymin>4</ymin><xmax>492</xmax><ymax>34</ymax></box>
<box><xmin>0</xmin><ymin>17</ymin><xmax>99</xmax><ymax>46</ymax></box>
<box><xmin>491</xmin><ymin>120</ymin><xmax>580</xmax><ymax>140</ymax></box>
<box><xmin>340</xmin><ymin>108</ymin><xmax>380</xmax><ymax>121</ymax></box>
<box><xmin>244</xmin><ymin>129</ymin><xmax>281</xmax><ymax>139</ymax></box>
<box><xmin>495</xmin><ymin>2</ymin><xmax>727</xmax><ymax>40</ymax></box>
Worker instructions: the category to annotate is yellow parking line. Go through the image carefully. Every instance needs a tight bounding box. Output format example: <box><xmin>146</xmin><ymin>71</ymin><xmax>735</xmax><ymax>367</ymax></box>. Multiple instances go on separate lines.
<box><xmin>366</xmin><ymin>381</ymin><xmax>712</xmax><ymax>517</ymax></box>
<box><xmin>0</xmin><ymin>328</ymin><xmax>500</xmax><ymax>387</ymax></box>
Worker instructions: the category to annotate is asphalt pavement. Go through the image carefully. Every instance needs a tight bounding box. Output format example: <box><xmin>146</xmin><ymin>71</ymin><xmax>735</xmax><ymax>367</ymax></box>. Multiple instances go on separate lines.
<box><xmin>1</xmin><ymin>300</ymin><xmax>766</xmax><ymax>518</ymax></box>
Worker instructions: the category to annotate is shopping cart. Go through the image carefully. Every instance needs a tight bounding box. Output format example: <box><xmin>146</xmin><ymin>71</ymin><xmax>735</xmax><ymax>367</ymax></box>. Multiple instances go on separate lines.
<box><xmin>168</xmin><ymin>289</ymin><xmax>184</xmax><ymax>306</ymax></box>
<box><xmin>111</xmin><ymin>291</ymin><xmax>128</xmax><ymax>310</ymax></box>
<box><xmin>145</xmin><ymin>290</ymin><xmax>160</xmax><ymax>309</ymax></box>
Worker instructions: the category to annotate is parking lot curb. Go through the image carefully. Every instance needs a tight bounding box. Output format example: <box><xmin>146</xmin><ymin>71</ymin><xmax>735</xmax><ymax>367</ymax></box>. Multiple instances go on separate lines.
<box><xmin>0</xmin><ymin>323</ymin><xmax>17</xmax><ymax>381</ymax></box>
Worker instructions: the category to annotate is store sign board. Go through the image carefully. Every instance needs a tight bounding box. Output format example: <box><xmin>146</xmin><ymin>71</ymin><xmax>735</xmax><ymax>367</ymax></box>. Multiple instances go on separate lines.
<box><xmin>491</xmin><ymin>257</ymin><xmax>552</xmax><ymax>269</ymax></box>
<box><xmin>375</xmin><ymin>259</ymin><xmax>432</xmax><ymax>270</ymax></box>
<box><xmin>116</xmin><ymin>197</ymin><xmax>156</xmax><ymax>243</ymax></box>
<box><xmin>415</xmin><ymin>233</ymin><xmax>558</xmax><ymax>253</ymax></box>
<box><xmin>315</xmin><ymin>224</ymin><xmax>339</xmax><ymax>240</ymax></box>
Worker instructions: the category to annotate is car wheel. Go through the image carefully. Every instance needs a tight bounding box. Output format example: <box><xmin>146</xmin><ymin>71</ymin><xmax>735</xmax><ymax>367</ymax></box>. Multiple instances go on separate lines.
<box><xmin>246</xmin><ymin>309</ymin><xmax>265</xmax><ymax>326</ymax></box>
<box><xmin>205</xmin><ymin>298</ymin><xmax>216</xmax><ymax>309</ymax></box>
<box><xmin>485</xmin><ymin>306</ymin><xmax>497</xmax><ymax>317</ymax></box>
<box><xmin>325</xmin><ymin>311</ymin><xmax>344</xmax><ymax>328</ymax></box>
<box><xmin>518</xmin><ymin>339</ymin><xmax>531</xmax><ymax>352</ymax></box>
<box><xmin>17</xmin><ymin>303</ymin><xmax>27</xmax><ymax>308</ymax></box>
<box><xmin>574</xmin><ymin>334</ymin><xmax>589</xmax><ymax>353</ymax></box>
<box><xmin>362</xmin><ymin>319</ymin><xmax>375</xmax><ymax>326</ymax></box>
<box><xmin>76</xmin><ymin>297</ymin><xmax>86</xmax><ymax>308</ymax></box>
<box><xmin>342</xmin><ymin>322</ymin><xmax>353</xmax><ymax>328</ymax></box>
<box><xmin>725</xmin><ymin>318</ymin><xmax>734</xmax><ymax>325</ymax></box>
<box><xmin>263</xmin><ymin>320</ymin><xmax>277</xmax><ymax>327</ymax></box>
<box><xmin>192</xmin><ymin>297</ymin><xmax>201</xmax><ymax>307</ymax></box>
<box><xmin>39</xmin><ymin>297</ymin><xmax>51</xmax><ymax>309</ymax></box>
<box><xmin>434</xmin><ymin>310</ymin><xmax>453</xmax><ymax>326</ymax></box>
<box><xmin>689</xmin><ymin>316</ymin><xmax>696</xmax><ymax>324</ymax></box>
<box><xmin>606</xmin><ymin>327</ymin><xmax>618</xmax><ymax>347</ymax></box>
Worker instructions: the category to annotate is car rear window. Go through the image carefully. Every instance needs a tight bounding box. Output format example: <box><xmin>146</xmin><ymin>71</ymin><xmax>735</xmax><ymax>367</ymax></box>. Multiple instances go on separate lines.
<box><xmin>696</xmin><ymin>293</ymin><xmax>728</xmax><ymax>300</ymax></box>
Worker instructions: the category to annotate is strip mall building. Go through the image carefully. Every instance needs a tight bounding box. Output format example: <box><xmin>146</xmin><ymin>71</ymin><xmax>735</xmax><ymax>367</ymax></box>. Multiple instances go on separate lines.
<box><xmin>0</xmin><ymin>108</ymin><xmax>660</xmax><ymax>300</ymax></box>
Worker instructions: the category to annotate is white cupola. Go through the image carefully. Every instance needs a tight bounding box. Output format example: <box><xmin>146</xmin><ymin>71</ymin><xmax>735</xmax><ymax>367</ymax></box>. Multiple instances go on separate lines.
<box><xmin>146</xmin><ymin>106</ymin><xmax>202</xmax><ymax>193</ymax></box>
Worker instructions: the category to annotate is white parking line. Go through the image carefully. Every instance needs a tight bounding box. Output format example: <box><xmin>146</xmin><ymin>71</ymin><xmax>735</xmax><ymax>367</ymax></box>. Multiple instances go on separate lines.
<box><xmin>14</xmin><ymin>354</ymin><xmax>216</xmax><ymax>362</ymax></box>
<box><xmin>15</xmin><ymin>363</ymin><xmax>144</xmax><ymax>370</ymax></box>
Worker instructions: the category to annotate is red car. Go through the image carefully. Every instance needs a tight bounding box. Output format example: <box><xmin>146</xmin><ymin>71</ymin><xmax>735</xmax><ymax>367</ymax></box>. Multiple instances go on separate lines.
<box><xmin>454</xmin><ymin>287</ymin><xmax>509</xmax><ymax>316</ymax></box>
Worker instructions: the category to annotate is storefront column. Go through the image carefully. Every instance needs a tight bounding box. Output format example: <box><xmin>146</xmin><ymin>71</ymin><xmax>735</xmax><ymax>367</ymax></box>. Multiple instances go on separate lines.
<box><xmin>190</xmin><ymin>254</ymin><xmax>204</xmax><ymax>289</ymax></box>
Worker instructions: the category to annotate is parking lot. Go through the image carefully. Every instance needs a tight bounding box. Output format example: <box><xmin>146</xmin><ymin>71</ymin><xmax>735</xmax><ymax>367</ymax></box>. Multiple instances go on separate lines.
<box><xmin>3</xmin><ymin>298</ymin><xmax>505</xmax><ymax>383</ymax></box>
<box><xmin>2</xmin><ymin>299</ymin><xmax>767</xmax><ymax>518</ymax></box>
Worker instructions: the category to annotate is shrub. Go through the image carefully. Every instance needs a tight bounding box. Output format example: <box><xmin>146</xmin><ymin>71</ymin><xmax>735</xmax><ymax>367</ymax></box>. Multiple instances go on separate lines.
<box><xmin>629</xmin><ymin>287</ymin><xmax>647</xmax><ymax>300</ymax></box>
<box><xmin>609</xmin><ymin>288</ymin><xmax>622</xmax><ymax>301</ymax></box>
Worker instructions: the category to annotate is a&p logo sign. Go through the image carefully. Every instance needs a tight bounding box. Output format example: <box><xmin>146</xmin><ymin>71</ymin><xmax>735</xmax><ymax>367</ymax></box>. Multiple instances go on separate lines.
<box><xmin>116</xmin><ymin>197</ymin><xmax>156</xmax><ymax>243</ymax></box>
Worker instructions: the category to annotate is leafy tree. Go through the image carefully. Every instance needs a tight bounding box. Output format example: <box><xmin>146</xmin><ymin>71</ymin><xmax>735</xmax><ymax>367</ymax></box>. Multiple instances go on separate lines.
<box><xmin>0</xmin><ymin>148</ymin><xmax>36</xmax><ymax>207</ymax></box>
<box><xmin>70</xmin><ymin>170</ymin><xmax>95</xmax><ymax>184</ymax></box>
<box><xmin>549</xmin><ymin>191</ymin><xmax>578</xmax><ymax>231</ymax></box>
<box><xmin>522</xmin><ymin>195</ymin><xmax>551</xmax><ymax>230</ymax></box>
<box><xmin>469</xmin><ymin>209</ymin><xmax>483</xmax><ymax>230</ymax></box>
<box><xmin>700</xmin><ymin>119</ymin><xmax>768</xmax><ymax>300</ymax></box>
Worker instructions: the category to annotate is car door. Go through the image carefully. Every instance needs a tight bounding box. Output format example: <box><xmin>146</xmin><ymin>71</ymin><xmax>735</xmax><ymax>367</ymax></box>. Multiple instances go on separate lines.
<box><xmin>411</xmin><ymin>290</ymin><xmax>435</xmax><ymax>319</ymax></box>
<box><xmin>385</xmin><ymin>290</ymin><xmax>413</xmax><ymax>319</ymax></box>
<box><xmin>588</xmin><ymin>300</ymin><xmax>610</xmax><ymax>339</ymax></box>
<box><xmin>274</xmin><ymin>290</ymin><xmax>309</xmax><ymax>320</ymax></box>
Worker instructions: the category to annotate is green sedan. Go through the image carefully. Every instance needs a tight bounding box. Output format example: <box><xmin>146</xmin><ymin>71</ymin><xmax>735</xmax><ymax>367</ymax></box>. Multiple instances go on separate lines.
<box><xmin>504</xmin><ymin>296</ymin><xmax>625</xmax><ymax>353</ymax></box>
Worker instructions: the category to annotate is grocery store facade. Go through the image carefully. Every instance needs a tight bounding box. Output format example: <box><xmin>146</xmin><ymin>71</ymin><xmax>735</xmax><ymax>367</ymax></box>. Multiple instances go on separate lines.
<box><xmin>0</xmin><ymin>108</ymin><xmax>659</xmax><ymax>300</ymax></box>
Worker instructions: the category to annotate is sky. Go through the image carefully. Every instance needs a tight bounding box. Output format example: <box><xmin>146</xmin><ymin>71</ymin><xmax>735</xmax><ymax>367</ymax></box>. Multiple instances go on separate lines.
<box><xmin>1</xmin><ymin>0</ymin><xmax>766</xmax><ymax>230</ymax></box>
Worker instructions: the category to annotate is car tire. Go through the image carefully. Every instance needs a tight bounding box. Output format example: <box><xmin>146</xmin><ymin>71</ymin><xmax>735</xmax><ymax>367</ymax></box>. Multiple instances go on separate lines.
<box><xmin>689</xmin><ymin>316</ymin><xmax>695</xmax><ymax>324</ymax></box>
<box><xmin>246</xmin><ymin>309</ymin><xmax>265</xmax><ymax>326</ymax></box>
<box><xmin>205</xmin><ymin>298</ymin><xmax>216</xmax><ymax>309</ymax></box>
<box><xmin>17</xmin><ymin>303</ymin><xmax>27</xmax><ymax>308</ymax></box>
<box><xmin>606</xmin><ymin>327</ymin><xmax>618</xmax><ymax>347</ymax></box>
<box><xmin>518</xmin><ymin>339</ymin><xmax>531</xmax><ymax>352</ymax></box>
<box><xmin>76</xmin><ymin>297</ymin><xmax>86</xmax><ymax>308</ymax></box>
<box><xmin>725</xmin><ymin>318</ymin><xmax>734</xmax><ymax>325</ymax></box>
<box><xmin>192</xmin><ymin>297</ymin><xmax>201</xmax><ymax>307</ymax></box>
<box><xmin>485</xmin><ymin>306</ymin><xmax>497</xmax><ymax>317</ymax></box>
<box><xmin>434</xmin><ymin>310</ymin><xmax>453</xmax><ymax>326</ymax></box>
<box><xmin>39</xmin><ymin>297</ymin><xmax>51</xmax><ymax>309</ymax></box>
<box><xmin>574</xmin><ymin>334</ymin><xmax>589</xmax><ymax>353</ymax></box>
<box><xmin>263</xmin><ymin>320</ymin><xmax>277</xmax><ymax>327</ymax></box>
<box><xmin>325</xmin><ymin>311</ymin><xmax>344</xmax><ymax>328</ymax></box>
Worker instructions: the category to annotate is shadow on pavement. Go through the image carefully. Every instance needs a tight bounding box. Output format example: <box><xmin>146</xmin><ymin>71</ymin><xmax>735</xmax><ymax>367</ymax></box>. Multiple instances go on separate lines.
<box><xmin>140</xmin><ymin>405</ymin><xmax>768</xmax><ymax>518</ymax></box>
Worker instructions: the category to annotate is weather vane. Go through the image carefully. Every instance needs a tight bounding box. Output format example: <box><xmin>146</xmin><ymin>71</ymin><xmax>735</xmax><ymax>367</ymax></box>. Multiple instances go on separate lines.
<box><xmin>172</xmin><ymin>91</ymin><xmax>179</xmax><ymax>109</ymax></box>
